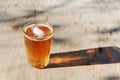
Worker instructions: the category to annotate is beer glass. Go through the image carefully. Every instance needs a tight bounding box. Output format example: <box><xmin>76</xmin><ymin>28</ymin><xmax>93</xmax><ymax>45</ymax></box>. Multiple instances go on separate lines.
<box><xmin>23</xmin><ymin>21</ymin><xmax>54</xmax><ymax>68</ymax></box>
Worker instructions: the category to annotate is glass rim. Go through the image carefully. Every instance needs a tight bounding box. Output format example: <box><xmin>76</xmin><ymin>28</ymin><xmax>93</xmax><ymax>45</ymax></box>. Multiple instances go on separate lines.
<box><xmin>23</xmin><ymin>20</ymin><xmax>54</xmax><ymax>41</ymax></box>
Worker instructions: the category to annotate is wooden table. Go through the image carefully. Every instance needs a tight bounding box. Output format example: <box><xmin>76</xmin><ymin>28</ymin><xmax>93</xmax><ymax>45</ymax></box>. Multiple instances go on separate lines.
<box><xmin>1</xmin><ymin>0</ymin><xmax>120</xmax><ymax>80</ymax></box>
<box><xmin>1</xmin><ymin>42</ymin><xmax>120</xmax><ymax>80</ymax></box>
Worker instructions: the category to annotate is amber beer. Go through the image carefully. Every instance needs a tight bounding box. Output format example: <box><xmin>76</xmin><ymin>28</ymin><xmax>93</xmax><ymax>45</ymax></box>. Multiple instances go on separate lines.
<box><xmin>23</xmin><ymin>21</ymin><xmax>54</xmax><ymax>68</ymax></box>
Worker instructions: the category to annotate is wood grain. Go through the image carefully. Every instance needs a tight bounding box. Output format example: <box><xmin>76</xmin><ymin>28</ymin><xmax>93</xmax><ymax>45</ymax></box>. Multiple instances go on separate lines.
<box><xmin>0</xmin><ymin>0</ymin><xmax>120</xmax><ymax>80</ymax></box>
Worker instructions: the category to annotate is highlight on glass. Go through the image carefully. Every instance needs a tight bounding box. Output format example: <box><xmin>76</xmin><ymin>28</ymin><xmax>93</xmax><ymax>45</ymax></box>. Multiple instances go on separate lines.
<box><xmin>23</xmin><ymin>21</ymin><xmax>54</xmax><ymax>69</ymax></box>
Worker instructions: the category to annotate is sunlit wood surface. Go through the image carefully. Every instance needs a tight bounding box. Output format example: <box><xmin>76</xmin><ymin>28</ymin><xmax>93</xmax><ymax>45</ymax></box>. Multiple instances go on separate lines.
<box><xmin>0</xmin><ymin>0</ymin><xmax>120</xmax><ymax>80</ymax></box>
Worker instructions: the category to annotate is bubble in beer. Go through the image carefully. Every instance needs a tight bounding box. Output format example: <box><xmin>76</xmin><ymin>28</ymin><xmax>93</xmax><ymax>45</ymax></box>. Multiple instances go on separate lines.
<box><xmin>33</xmin><ymin>26</ymin><xmax>45</xmax><ymax>38</ymax></box>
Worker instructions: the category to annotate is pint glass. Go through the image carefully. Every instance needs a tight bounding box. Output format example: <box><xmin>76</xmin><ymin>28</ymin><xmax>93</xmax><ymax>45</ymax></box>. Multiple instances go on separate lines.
<box><xmin>23</xmin><ymin>21</ymin><xmax>54</xmax><ymax>68</ymax></box>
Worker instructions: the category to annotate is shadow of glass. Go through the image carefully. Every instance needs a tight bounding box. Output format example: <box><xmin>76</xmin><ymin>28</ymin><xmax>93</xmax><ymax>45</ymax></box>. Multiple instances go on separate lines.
<box><xmin>45</xmin><ymin>46</ymin><xmax>120</xmax><ymax>69</ymax></box>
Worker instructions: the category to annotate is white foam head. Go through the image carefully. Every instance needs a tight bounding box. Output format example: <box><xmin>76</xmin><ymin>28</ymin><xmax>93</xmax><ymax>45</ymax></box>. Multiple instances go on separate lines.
<box><xmin>33</xmin><ymin>26</ymin><xmax>45</xmax><ymax>38</ymax></box>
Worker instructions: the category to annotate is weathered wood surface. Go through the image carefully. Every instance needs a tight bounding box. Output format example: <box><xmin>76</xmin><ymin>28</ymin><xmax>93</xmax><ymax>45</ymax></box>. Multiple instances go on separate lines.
<box><xmin>0</xmin><ymin>0</ymin><xmax>120</xmax><ymax>80</ymax></box>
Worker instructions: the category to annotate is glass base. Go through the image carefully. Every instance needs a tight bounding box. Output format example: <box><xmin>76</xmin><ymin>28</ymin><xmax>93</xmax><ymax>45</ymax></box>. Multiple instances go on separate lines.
<box><xmin>28</xmin><ymin>58</ymin><xmax>49</xmax><ymax>69</ymax></box>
